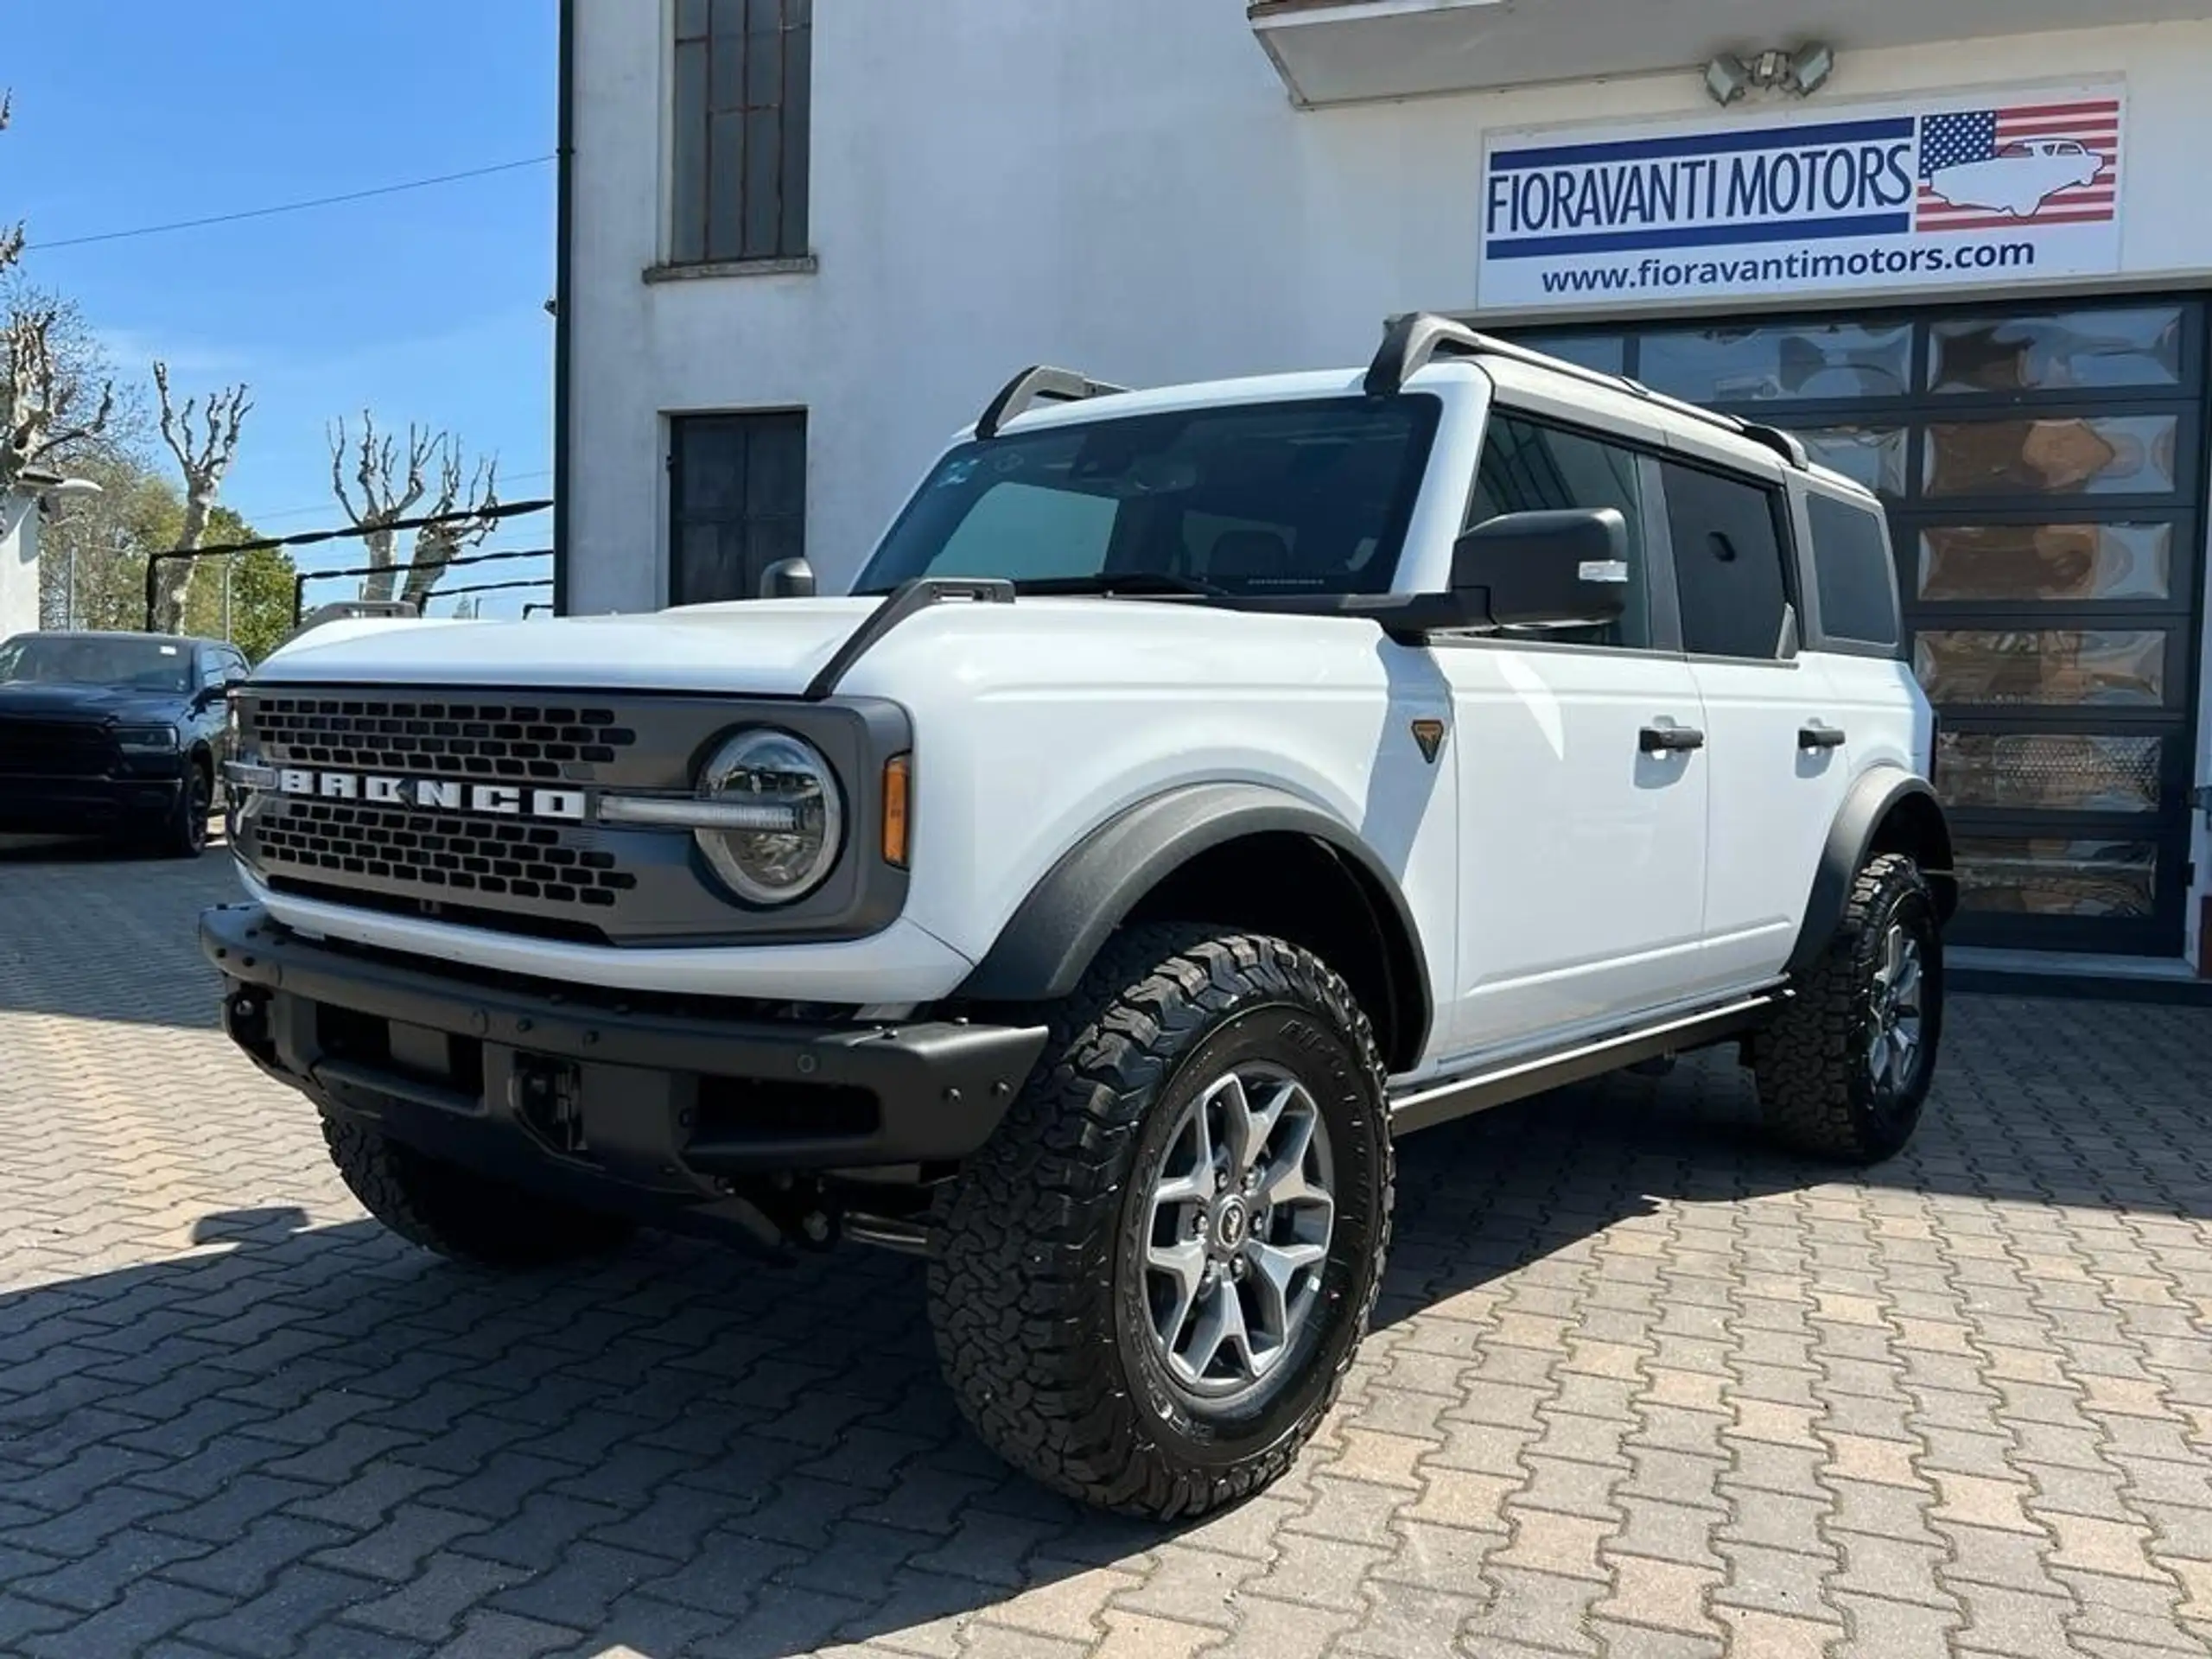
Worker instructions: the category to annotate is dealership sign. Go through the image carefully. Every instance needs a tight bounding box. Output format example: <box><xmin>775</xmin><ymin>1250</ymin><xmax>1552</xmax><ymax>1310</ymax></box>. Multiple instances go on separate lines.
<box><xmin>1478</xmin><ymin>85</ymin><xmax>2124</xmax><ymax>311</ymax></box>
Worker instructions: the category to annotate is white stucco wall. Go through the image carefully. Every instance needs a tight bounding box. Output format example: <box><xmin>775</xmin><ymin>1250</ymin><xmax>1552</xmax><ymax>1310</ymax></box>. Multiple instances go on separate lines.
<box><xmin>0</xmin><ymin>495</ymin><xmax>41</xmax><ymax>643</ymax></box>
<box><xmin>567</xmin><ymin>4</ymin><xmax>2212</xmax><ymax>605</ymax></box>
<box><xmin>565</xmin><ymin>0</ymin><xmax>2212</xmax><ymax>967</ymax></box>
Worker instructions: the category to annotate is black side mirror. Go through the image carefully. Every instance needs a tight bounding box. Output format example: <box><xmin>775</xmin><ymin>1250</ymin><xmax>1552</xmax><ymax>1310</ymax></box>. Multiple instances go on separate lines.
<box><xmin>760</xmin><ymin>557</ymin><xmax>817</xmax><ymax>599</ymax></box>
<box><xmin>1451</xmin><ymin>508</ymin><xmax>1630</xmax><ymax>630</ymax></box>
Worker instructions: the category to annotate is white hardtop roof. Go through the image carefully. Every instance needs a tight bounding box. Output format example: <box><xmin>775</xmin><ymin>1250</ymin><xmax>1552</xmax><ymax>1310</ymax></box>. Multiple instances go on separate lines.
<box><xmin>963</xmin><ymin>360</ymin><xmax>1486</xmax><ymax>440</ymax></box>
<box><xmin>964</xmin><ymin>348</ymin><xmax>1880</xmax><ymax>509</ymax></box>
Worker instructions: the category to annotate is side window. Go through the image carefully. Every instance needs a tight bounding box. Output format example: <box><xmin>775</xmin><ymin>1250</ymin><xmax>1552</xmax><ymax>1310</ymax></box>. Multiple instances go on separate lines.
<box><xmin>1467</xmin><ymin>415</ymin><xmax>1652</xmax><ymax>648</ymax></box>
<box><xmin>200</xmin><ymin>653</ymin><xmax>231</xmax><ymax>690</ymax></box>
<box><xmin>1805</xmin><ymin>493</ymin><xmax>1901</xmax><ymax>649</ymax></box>
<box><xmin>924</xmin><ymin>482</ymin><xmax>1118</xmax><ymax>581</ymax></box>
<box><xmin>1660</xmin><ymin>461</ymin><xmax>1794</xmax><ymax>659</ymax></box>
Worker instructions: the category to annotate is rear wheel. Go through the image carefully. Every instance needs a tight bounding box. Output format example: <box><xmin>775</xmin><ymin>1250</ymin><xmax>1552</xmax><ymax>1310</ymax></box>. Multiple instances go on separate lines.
<box><xmin>322</xmin><ymin>1116</ymin><xmax>637</xmax><ymax>1268</ymax></box>
<box><xmin>1753</xmin><ymin>852</ymin><xmax>1943</xmax><ymax>1163</ymax></box>
<box><xmin>927</xmin><ymin>925</ymin><xmax>1393</xmax><ymax>1519</ymax></box>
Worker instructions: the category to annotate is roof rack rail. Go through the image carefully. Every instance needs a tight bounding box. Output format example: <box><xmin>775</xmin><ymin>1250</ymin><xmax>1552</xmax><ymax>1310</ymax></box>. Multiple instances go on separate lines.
<box><xmin>1738</xmin><ymin>421</ymin><xmax>1810</xmax><ymax>468</ymax></box>
<box><xmin>975</xmin><ymin>365</ymin><xmax>1131</xmax><ymax>440</ymax></box>
<box><xmin>1365</xmin><ymin>312</ymin><xmax>1809</xmax><ymax>472</ymax></box>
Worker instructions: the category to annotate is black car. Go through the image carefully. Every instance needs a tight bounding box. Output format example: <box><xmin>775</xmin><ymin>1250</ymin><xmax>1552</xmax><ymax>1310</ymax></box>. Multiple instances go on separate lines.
<box><xmin>0</xmin><ymin>631</ymin><xmax>245</xmax><ymax>856</ymax></box>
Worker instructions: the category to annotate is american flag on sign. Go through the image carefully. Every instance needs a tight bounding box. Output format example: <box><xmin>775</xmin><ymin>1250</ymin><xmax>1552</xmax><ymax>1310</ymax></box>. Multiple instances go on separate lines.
<box><xmin>1916</xmin><ymin>99</ymin><xmax>2120</xmax><ymax>232</ymax></box>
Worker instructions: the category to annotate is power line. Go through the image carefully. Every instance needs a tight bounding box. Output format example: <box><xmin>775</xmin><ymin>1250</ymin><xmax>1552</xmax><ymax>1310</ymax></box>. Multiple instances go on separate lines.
<box><xmin>28</xmin><ymin>156</ymin><xmax>555</xmax><ymax>253</ymax></box>
<box><xmin>243</xmin><ymin>468</ymin><xmax>555</xmax><ymax>525</ymax></box>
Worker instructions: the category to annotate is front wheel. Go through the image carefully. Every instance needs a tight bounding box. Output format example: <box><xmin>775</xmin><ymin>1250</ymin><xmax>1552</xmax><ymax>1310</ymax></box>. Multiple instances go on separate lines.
<box><xmin>152</xmin><ymin>758</ymin><xmax>213</xmax><ymax>859</ymax></box>
<box><xmin>1752</xmin><ymin>852</ymin><xmax>1944</xmax><ymax>1163</ymax></box>
<box><xmin>927</xmin><ymin>925</ymin><xmax>1394</xmax><ymax>1519</ymax></box>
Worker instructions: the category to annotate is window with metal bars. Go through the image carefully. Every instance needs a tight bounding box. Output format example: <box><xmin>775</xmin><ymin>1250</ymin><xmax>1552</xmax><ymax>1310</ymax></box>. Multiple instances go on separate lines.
<box><xmin>671</xmin><ymin>0</ymin><xmax>812</xmax><ymax>265</ymax></box>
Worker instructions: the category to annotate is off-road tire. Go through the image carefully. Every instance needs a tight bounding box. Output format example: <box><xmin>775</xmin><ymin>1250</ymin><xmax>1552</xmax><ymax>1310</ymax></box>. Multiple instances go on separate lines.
<box><xmin>152</xmin><ymin>756</ymin><xmax>213</xmax><ymax>859</ymax></box>
<box><xmin>927</xmin><ymin>925</ymin><xmax>1394</xmax><ymax>1519</ymax></box>
<box><xmin>321</xmin><ymin>1116</ymin><xmax>637</xmax><ymax>1268</ymax></box>
<box><xmin>1752</xmin><ymin>852</ymin><xmax>1942</xmax><ymax>1164</ymax></box>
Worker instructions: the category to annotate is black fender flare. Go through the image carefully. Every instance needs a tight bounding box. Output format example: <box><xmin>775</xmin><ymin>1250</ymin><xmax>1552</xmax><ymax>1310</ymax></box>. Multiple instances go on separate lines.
<box><xmin>1786</xmin><ymin>768</ymin><xmax>1957</xmax><ymax>979</ymax></box>
<box><xmin>956</xmin><ymin>781</ymin><xmax>1433</xmax><ymax>1062</ymax></box>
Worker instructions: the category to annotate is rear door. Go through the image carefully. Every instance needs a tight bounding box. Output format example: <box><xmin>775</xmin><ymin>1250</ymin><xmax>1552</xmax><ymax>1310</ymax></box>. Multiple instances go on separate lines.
<box><xmin>1659</xmin><ymin>456</ymin><xmax>1853</xmax><ymax>988</ymax></box>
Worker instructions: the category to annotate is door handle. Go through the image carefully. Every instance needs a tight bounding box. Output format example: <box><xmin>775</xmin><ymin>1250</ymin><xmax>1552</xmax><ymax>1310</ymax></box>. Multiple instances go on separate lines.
<box><xmin>1798</xmin><ymin>722</ymin><xmax>1847</xmax><ymax>751</ymax></box>
<box><xmin>1639</xmin><ymin>722</ymin><xmax>1707</xmax><ymax>755</ymax></box>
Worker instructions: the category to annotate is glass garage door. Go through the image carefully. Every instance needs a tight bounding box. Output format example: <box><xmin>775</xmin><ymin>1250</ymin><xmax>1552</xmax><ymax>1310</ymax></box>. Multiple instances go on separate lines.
<box><xmin>1509</xmin><ymin>300</ymin><xmax>2206</xmax><ymax>957</ymax></box>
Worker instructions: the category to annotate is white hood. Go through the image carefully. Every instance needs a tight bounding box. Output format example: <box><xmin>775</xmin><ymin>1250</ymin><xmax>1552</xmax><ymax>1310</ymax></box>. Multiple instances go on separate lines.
<box><xmin>257</xmin><ymin>598</ymin><xmax>887</xmax><ymax>696</ymax></box>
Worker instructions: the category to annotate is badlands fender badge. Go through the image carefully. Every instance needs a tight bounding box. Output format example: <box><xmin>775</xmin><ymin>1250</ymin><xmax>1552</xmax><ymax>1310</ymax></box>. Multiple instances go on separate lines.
<box><xmin>1410</xmin><ymin>719</ymin><xmax>1447</xmax><ymax>765</ymax></box>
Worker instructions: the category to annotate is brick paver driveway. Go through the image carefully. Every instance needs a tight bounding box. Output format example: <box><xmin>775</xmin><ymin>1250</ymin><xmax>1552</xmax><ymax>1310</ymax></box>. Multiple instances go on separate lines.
<box><xmin>3</xmin><ymin>842</ymin><xmax>2210</xmax><ymax>1659</ymax></box>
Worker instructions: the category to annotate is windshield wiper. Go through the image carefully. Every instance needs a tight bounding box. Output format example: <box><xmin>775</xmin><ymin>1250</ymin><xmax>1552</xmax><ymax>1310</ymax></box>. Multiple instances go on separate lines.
<box><xmin>1012</xmin><ymin>573</ymin><xmax>1225</xmax><ymax>598</ymax></box>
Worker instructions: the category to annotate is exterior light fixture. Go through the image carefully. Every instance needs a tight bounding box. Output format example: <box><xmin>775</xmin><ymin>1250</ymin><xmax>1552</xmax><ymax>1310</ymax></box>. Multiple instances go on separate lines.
<box><xmin>1702</xmin><ymin>41</ymin><xmax>1836</xmax><ymax>105</ymax></box>
<box><xmin>1704</xmin><ymin>54</ymin><xmax>1751</xmax><ymax>105</ymax></box>
<box><xmin>1790</xmin><ymin>42</ymin><xmax>1836</xmax><ymax>97</ymax></box>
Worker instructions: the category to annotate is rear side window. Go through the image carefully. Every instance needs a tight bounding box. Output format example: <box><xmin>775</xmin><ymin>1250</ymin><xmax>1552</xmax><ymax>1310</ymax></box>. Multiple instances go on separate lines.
<box><xmin>1661</xmin><ymin>462</ymin><xmax>1793</xmax><ymax>659</ymax></box>
<box><xmin>1806</xmin><ymin>493</ymin><xmax>1901</xmax><ymax>648</ymax></box>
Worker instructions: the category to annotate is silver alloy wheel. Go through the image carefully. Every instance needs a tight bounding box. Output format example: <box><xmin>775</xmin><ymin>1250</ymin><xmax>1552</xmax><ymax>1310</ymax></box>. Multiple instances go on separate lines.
<box><xmin>1141</xmin><ymin>1064</ymin><xmax>1336</xmax><ymax>1402</ymax></box>
<box><xmin>1868</xmin><ymin>921</ymin><xmax>1925</xmax><ymax>1090</ymax></box>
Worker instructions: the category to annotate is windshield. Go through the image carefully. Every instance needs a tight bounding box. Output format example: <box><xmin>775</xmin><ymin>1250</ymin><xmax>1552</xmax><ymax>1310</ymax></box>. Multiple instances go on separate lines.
<box><xmin>855</xmin><ymin>395</ymin><xmax>1440</xmax><ymax>597</ymax></box>
<box><xmin>0</xmin><ymin>636</ymin><xmax>194</xmax><ymax>694</ymax></box>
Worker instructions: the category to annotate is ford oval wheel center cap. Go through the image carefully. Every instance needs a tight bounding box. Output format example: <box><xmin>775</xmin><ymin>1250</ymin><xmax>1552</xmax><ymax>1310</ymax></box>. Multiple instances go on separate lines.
<box><xmin>1211</xmin><ymin>1198</ymin><xmax>1249</xmax><ymax>1251</ymax></box>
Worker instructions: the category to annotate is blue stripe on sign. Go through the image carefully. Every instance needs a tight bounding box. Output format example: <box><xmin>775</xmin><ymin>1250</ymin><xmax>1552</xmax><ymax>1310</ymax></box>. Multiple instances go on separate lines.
<box><xmin>1485</xmin><ymin>212</ymin><xmax>1914</xmax><ymax>260</ymax></box>
<box><xmin>1490</xmin><ymin>116</ymin><xmax>1918</xmax><ymax>173</ymax></box>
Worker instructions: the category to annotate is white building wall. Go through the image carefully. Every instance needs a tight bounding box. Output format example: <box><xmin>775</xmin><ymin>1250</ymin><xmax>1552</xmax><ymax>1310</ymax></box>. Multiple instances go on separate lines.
<box><xmin>569</xmin><ymin>5</ymin><xmax>2212</xmax><ymax>604</ymax></box>
<box><xmin>566</xmin><ymin>1</ymin><xmax>2212</xmax><ymax>968</ymax></box>
<box><xmin>0</xmin><ymin>494</ymin><xmax>41</xmax><ymax>643</ymax></box>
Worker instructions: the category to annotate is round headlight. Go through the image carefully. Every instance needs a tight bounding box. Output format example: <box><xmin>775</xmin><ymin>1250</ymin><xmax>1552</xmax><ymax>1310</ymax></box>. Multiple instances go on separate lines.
<box><xmin>695</xmin><ymin>728</ymin><xmax>843</xmax><ymax>906</ymax></box>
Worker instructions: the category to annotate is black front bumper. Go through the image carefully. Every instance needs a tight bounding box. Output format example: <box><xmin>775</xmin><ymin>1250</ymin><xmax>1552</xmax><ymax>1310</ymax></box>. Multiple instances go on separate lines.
<box><xmin>0</xmin><ymin>773</ymin><xmax>181</xmax><ymax>834</ymax></box>
<box><xmin>200</xmin><ymin>903</ymin><xmax>1048</xmax><ymax>1209</ymax></box>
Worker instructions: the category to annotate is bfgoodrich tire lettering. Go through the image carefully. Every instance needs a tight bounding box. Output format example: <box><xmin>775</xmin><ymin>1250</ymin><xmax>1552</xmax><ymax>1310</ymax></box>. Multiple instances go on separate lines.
<box><xmin>322</xmin><ymin>1115</ymin><xmax>637</xmax><ymax>1268</ymax></box>
<box><xmin>1753</xmin><ymin>852</ymin><xmax>1943</xmax><ymax>1164</ymax></box>
<box><xmin>927</xmin><ymin>924</ymin><xmax>1392</xmax><ymax>1518</ymax></box>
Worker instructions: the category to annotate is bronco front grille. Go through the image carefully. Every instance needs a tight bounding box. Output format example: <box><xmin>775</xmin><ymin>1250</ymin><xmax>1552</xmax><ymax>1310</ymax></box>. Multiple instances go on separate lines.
<box><xmin>230</xmin><ymin>684</ymin><xmax>906</xmax><ymax>949</ymax></box>
<box><xmin>251</xmin><ymin>801</ymin><xmax>639</xmax><ymax>907</ymax></box>
<box><xmin>251</xmin><ymin>695</ymin><xmax>636</xmax><ymax>784</ymax></box>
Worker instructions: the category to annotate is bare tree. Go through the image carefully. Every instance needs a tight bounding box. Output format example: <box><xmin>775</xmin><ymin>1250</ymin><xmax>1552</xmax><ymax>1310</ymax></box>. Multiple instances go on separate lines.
<box><xmin>401</xmin><ymin>446</ymin><xmax>500</xmax><ymax>610</ymax></box>
<box><xmin>328</xmin><ymin>412</ymin><xmax>438</xmax><ymax>603</ymax></box>
<box><xmin>146</xmin><ymin>362</ymin><xmax>251</xmax><ymax>632</ymax></box>
<box><xmin>0</xmin><ymin>99</ymin><xmax>119</xmax><ymax>497</ymax></box>
<box><xmin>0</xmin><ymin>93</ymin><xmax>22</xmax><ymax>278</ymax></box>
<box><xmin>2</xmin><ymin>302</ymin><xmax>117</xmax><ymax>499</ymax></box>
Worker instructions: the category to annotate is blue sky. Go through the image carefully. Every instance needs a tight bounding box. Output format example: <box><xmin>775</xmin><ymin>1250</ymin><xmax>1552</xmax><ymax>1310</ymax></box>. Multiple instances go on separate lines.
<box><xmin>7</xmin><ymin>0</ymin><xmax>557</xmax><ymax>614</ymax></box>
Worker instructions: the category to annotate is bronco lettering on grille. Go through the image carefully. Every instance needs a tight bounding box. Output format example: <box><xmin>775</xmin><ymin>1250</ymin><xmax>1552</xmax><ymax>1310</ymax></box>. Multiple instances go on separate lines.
<box><xmin>270</xmin><ymin>769</ymin><xmax>588</xmax><ymax>822</ymax></box>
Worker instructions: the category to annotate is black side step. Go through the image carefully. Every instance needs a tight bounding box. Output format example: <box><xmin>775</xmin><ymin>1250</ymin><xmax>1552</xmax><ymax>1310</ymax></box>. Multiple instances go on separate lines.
<box><xmin>1388</xmin><ymin>992</ymin><xmax>1779</xmax><ymax>1137</ymax></box>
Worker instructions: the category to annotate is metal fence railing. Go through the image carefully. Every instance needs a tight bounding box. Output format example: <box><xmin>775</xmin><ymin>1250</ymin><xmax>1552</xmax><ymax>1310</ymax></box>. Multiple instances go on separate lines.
<box><xmin>141</xmin><ymin>499</ymin><xmax>553</xmax><ymax>632</ymax></box>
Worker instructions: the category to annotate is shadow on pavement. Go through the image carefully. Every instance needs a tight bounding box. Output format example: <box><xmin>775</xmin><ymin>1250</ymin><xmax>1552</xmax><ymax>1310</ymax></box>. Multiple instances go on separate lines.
<box><xmin>0</xmin><ymin>1205</ymin><xmax>1171</xmax><ymax>1657</ymax></box>
<box><xmin>6</xmin><ymin>1001</ymin><xmax>2210</xmax><ymax>1656</ymax></box>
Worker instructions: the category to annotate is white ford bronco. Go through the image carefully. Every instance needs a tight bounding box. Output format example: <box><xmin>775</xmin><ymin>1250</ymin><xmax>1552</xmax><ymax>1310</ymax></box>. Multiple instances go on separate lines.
<box><xmin>204</xmin><ymin>315</ymin><xmax>1955</xmax><ymax>1518</ymax></box>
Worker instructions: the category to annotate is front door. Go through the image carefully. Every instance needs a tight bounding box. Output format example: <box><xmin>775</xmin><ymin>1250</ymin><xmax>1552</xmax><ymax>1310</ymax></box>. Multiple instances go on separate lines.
<box><xmin>1433</xmin><ymin>413</ymin><xmax>1716</xmax><ymax>1058</ymax></box>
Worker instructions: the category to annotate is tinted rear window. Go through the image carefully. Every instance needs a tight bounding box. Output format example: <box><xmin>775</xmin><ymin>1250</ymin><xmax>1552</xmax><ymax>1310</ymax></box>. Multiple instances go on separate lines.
<box><xmin>1807</xmin><ymin>493</ymin><xmax>1900</xmax><ymax>648</ymax></box>
<box><xmin>1661</xmin><ymin>462</ymin><xmax>1793</xmax><ymax>660</ymax></box>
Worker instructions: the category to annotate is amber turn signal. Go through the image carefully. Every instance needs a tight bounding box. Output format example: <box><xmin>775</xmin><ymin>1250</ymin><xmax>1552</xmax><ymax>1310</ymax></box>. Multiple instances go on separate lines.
<box><xmin>882</xmin><ymin>753</ymin><xmax>912</xmax><ymax>868</ymax></box>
